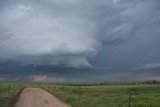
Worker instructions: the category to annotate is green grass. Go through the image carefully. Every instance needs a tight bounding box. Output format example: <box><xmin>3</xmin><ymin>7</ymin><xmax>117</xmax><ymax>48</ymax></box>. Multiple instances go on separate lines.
<box><xmin>43</xmin><ymin>84</ymin><xmax>160</xmax><ymax>107</ymax></box>
<box><xmin>0</xmin><ymin>83</ymin><xmax>25</xmax><ymax>107</ymax></box>
<box><xmin>1</xmin><ymin>83</ymin><xmax>160</xmax><ymax>107</ymax></box>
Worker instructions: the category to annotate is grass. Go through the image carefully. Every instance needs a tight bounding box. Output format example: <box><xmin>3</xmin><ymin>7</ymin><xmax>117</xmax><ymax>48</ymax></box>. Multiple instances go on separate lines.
<box><xmin>43</xmin><ymin>84</ymin><xmax>160</xmax><ymax>107</ymax></box>
<box><xmin>0</xmin><ymin>83</ymin><xmax>25</xmax><ymax>107</ymax></box>
<box><xmin>0</xmin><ymin>83</ymin><xmax>160</xmax><ymax>107</ymax></box>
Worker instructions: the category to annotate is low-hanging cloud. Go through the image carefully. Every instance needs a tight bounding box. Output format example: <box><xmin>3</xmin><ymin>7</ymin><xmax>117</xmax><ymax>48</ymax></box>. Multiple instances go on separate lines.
<box><xmin>0</xmin><ymin>0</ymin><xmax>160</xmax><ymax>69</ymax></box>
<box><xmin>0</xmin><ymin>1</ymin><xmax>100</xmax><ymax>67</ymax></box>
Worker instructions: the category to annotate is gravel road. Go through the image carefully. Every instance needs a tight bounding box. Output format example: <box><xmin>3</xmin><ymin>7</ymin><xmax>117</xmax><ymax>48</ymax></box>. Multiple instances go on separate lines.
<box><xmin>14</xmin><ymin>88</ymin><xmax>71</xmax><ymax>107</ymax></box>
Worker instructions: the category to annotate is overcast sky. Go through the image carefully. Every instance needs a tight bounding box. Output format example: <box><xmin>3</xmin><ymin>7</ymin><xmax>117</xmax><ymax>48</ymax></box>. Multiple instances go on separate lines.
<box><xmin>0</xmin><ymin>0</ymin><xmax>160</xmax><ymax>82</ymax></box>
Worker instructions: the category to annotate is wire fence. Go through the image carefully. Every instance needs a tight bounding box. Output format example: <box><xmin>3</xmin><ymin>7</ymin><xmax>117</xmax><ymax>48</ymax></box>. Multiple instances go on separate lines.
<box><xmin>0</xmin><ymin>83</ymin><xmax>159</xmax><ymax>107</ymax></box>
<box><xmin>0</xmin><ymin>83</ymin><xmax>26</xmax><ymax>107</ymax></box>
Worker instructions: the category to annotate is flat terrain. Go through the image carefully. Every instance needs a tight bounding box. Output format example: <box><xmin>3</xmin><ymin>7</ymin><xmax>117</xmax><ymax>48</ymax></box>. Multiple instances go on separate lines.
<box><xmin>45</xmin><ymin>84</ymin><xmax>160</xmax><ymax>107</ymax></box>
<box><xmin>1</xmin><ymin>83</ymin><xmax>160</xmax><ymax>107</ymax></box>
<box><xmin>14</xmin><ymin>88</ymin><xmax>70</xmax><ymax>107</ymax></box>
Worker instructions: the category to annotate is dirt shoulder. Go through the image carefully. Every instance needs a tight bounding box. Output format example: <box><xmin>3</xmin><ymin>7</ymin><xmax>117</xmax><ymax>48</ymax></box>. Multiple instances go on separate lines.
<box><xmin>14</xmin><ymin>88</ymin><xmax>71</xmax><ymax>107</ymax></box>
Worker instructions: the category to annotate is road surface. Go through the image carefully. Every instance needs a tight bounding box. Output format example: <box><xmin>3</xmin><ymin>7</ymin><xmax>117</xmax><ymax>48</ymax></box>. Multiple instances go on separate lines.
<box><xmin>14</xmin><ymin>88</ymin><xmax>71</xmax><ymax>107</ymax></box>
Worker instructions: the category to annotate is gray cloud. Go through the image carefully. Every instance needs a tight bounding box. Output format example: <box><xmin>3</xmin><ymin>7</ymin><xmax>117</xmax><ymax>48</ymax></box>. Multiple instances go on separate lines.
<box><xmin>0</xmin><ymin>0</ymin><xmax>160</xmax><ymax>79</ymax></box>
<box><xmin>0</xmin><ymin>0</ymin><xmax>124</xmax><ymax>67</ymax></box>
<box><xmin>0</xmin><ymin>0</ymin><xmax>101</xmax><ymax>67</ymax></box>
<box><xmin>134</xmin><ymin>63</ymin><xmax>160</xmax><ymax>70</ymax></box>
<box><xmin>90</xmin><ymin>0</ymin><xmax>160</xmax><ymax>70</ymax></box>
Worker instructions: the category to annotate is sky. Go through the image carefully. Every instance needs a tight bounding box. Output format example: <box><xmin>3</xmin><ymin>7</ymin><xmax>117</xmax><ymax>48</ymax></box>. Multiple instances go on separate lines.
<box><xmin>0</xmin><ymin>0</ymin><xmax>160</xmax><ymax>83</ymax></box>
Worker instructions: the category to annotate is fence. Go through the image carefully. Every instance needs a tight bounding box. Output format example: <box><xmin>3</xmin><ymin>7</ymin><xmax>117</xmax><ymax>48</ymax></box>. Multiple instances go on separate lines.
<box><xmin>0</xmin><ymin>83</ymin><xmax>26</xmax><ymax>107</ymax></box>
<box><xmin>0</xmin><ymin>83</ymin><xmax>159</xmax><ymax>107</ymax></box>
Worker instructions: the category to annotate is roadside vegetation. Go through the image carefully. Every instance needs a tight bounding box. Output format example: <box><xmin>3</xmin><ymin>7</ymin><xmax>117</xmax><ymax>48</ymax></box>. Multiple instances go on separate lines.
<box><xmin>0</xmin><ymin>83</ymin><xmax>24</xmax><ymax>107</ymax></box>
<box><xmin>0</xmin><ymin>82</ymin><xmax>160</xmax><ymax>107</ymax></box>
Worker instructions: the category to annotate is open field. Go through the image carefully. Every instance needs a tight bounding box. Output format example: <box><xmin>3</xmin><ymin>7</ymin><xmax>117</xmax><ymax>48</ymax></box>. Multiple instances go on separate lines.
<box><xmin>44</xmin><ymin>84</ymin><xmax>160</xmax><ymax>107</ymax></box>
<box><xmin>0</xmin><ymin>83</ymin><xmax>160</xmax><ymax>107</ymax></box>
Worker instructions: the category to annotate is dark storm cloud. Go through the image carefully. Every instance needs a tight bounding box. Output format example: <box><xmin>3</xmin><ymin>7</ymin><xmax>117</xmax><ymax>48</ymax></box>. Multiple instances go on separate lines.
<box><xmin>0</xmin><ymin>0</ymin><xmax>160</xmax><ymax>82</ymax></box>
<box><xmin>0</xmin><ymin>0</ymin><xmax>102</xmax><ymax>67</ymax></box>
<box><xmin>90</xmin><ymin>0</ymin><xmax>160</xmax><ymax>70</ymax></box>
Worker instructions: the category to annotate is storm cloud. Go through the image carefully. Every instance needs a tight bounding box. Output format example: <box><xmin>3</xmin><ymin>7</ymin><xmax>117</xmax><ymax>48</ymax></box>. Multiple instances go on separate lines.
<box><xmin>0</xmin><ymin>0</ymin><xmax>160</xmax><ymax>82</ymax></box>
<box><xmin>0</xmin><ymin>0</ymin><xmax>101</xmax><ymax>67</ymax></box>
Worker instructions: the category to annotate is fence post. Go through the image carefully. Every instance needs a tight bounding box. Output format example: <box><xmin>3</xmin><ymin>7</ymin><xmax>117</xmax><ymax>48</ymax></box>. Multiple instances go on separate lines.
<box><xmin>8</xmin><ymin>85</ymin><xmax>10</xmax><ymax>93</ymax></box>
<box><xmin>128</xmin><ymin>91</ymin><xmax>132</xmax><ymax>107</ymax></box>
<box><xmin>54</xmin><ymin>84</ymin><xmax>55</xmax><ymax>92</ymax></box>
<box><xmin>45</xmin><ymin>83</ymin><xmax>46</xmax><ymax>88</ymax></box>
<box><xmin>79</xmin><ymin>86</ymin><xmax>81</xmax><ymax>98</ymax></box>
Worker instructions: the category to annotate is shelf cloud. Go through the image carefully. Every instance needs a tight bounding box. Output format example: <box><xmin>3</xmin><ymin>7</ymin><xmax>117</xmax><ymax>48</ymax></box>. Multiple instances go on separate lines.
<box><xmin>0</xmin><ymin>0</ymin><xmax>160</xmax><ymax>81</ymax></box>
<box><xmin>0</xmin><ymin>0</ymin><xmax>100</xmax><ymax>67</ymax></box>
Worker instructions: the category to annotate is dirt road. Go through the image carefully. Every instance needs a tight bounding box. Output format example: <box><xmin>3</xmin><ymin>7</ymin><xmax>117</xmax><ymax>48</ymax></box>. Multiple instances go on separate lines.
<box><xmin>14</xmin><ymin>88</ymin><xmax>71</xmax><ymax>107</ymax></box>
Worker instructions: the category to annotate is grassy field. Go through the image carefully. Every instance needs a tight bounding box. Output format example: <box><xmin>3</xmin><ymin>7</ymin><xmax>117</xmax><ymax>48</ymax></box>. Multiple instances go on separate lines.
<box><xmin>0</xmin><ymin>83</ymin><xmax>24</xmax><ymax>107</ymax></box>
<box><xmin>0</xmin><ymin>83</ymin><xmax>160</xmax><ymax>107</ymax></box>
<box><xmin>44</xmin><ymin>84</ymin><xmax>160</xmax><ymax>107</ymax></box>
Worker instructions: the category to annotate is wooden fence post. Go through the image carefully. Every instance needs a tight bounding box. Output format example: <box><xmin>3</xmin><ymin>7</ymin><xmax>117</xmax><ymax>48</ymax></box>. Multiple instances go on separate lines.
<box><xmin>128</xmin><ymin>91</ymin><xmax>132</xmax><ymax>107</ymax></box>
<box><xmin>79</xmin><ymin>86</ymin><xmax>81</xmax><ymax>98</ymax></box>
<box><xmin>54</xmin><ymin>84</ymin><xmax>55</xmax><ymax>92</ymax></box>
<box><xmin>8</xmin><ymin>85</ymin><xmax>10</xmax><ymax>93</ymax></box>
